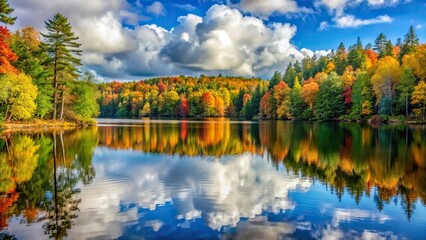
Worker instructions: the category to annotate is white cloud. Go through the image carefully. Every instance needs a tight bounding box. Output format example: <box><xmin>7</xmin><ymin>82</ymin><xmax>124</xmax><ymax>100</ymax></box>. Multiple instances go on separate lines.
<box><xmin>147</xmin><ymin>1</ymin><xmax>167</xmax><ymax>16</ymax></box>
<box><xmin>314</xmin><ymin>0</ymin><xmax>357</xmax><ymax>16</ymax></box>
<box><xmin>301</xmin><ymin>48</ymin><xmax>332</xmax><ymax>58</ymax></box>
<box><xmin>367</xmin><ymin>0</ymin><xmax>400</xmax><ymax>6</ymax></box>
<box><xmin>319</xmin><ymin>21</ymin><xmax>329</xmax><ymax>30</ymax></box>
<box><xmin>161</xmin><ymin>4</ymin><xmax>305</xmax><ymax>77</ymax></box>
<box><xmin>315</xmin><ymin>0</ymin><xmax>401</xmax><ymax>29</ymax></box>
<box><xmin>238</xmin><ymin>0</ymin><xmax>311</xmax><ymax>18</ymax></box>
<box><xmin>172</xmin><ymin>3</ymin><xmax>197</xmax><ymax>12</ymax></box>
<box><xmin>10</xmin><ymin>2</ymin><xmax>322</xmax><ymax>81</ymax></box>
<box><xmin>415</xmin><ymin>24</ymin><xmax>423</xmax><ymax>29</ymax></box>
<box><xmin>334</xmin><ymin>14</ymin><xmax>393</xmax><ymax>28</ymax></box>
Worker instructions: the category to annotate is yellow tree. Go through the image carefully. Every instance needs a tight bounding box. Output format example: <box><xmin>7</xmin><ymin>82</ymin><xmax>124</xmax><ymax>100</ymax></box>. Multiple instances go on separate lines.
<box><xmin>371</xmin><ymin>56</ymin><xmax>401</xmax><ymax>115</ymax></box>
<box><xmin>413</xmin><ymin>44</ymin><xmax>426</xmax><ymax>80</ymax></box>
<box><xmin>411</xmin><ymin>80</ymin><xmax>426</xmax><ymax>120</ymax></box>
<box><xmin>0</xmin><ymin>73</ymin><xmax>38</xmax><ymax>120</ymax></box>
<box><xmin>301</xmin><ymin>81</ymin><xmax>319</xmax><ymax>109</ymax></box>
<box><xmin>273</xmin><ymin>81</ymin><xmax>291</xmax><ymax>119</ymax></box>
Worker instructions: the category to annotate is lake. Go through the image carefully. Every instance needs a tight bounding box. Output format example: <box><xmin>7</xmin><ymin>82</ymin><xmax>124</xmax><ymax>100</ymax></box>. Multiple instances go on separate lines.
<box><xmin>0</xmin><ymin>119</ymin><xmax>425</xmax><ymax>239</ymax></box>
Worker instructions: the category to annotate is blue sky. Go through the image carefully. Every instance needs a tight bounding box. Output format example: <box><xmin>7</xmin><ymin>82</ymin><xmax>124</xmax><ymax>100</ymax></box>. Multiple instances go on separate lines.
<box><xmin>10</xmin><ymin>0</ymin><xmax>426</xmax><ymax>81</ymax></box>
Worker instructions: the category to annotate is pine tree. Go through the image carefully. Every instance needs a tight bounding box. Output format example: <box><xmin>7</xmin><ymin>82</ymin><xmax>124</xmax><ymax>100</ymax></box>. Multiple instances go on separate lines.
<box><xmin>334</xmin><ymin>42</ymin><xmax>348</xmax><ymax>75</ymax></box>
<box><xmin>0</xmin><ymin>0</ymin><xmax>16</xmax><ymax>25</ymax></box>
<box><xmin>269</xmin><ymin>71</ymin><xmax>282</xmax><ymax>90</ymax></box>
<box><xmin>374</xmin><ymin>33</ymin><xmax>388</xmax><ymax>58</ymax></box>
<box><xmin>41</xmin><ymin>13</ymin><xmax>82</xmax><ymax>120</ymax></box>
<box><xmin>400</xmin><ymin>26</ymin><xmax>419</xmax><ymax>61</ymax></box>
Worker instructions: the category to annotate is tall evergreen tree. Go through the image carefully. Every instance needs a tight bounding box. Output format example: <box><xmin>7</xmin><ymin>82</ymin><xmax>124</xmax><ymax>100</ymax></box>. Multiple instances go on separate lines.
<box><xmin>374</xmin><ymin>33</ymin><xmax>388</xmax><ymax>58</ymax></box>
<box><xmin>400</xmin><ymin>26</ymin><xmax>419</xmax><ymax>61</ymax></box>
<box><xmin>334</xmin><ymin>43</ymin><xmax>348</xmax><ymax>75</ymax></box>
<box><xmin>0</xmin><ymin>0</ymin><xmax>16</xmax><ymax>25</ymax></box>
<box><xmin>269</xmin><ymin>71</ymin><xmax>282</xmax><ymax>90</ymax></box>
<box><xmin>41</xmin><ymin>13</ymin><xmax>82</xmax><ymax>120</ymax></box>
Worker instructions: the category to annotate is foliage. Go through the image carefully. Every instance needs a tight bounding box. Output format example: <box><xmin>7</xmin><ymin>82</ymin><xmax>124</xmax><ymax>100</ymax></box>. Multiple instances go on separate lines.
<box><xmin>41</xmin><ymin>13</ymin><xmax>82</xmax><ymax>120</ymax></box>
<box><xmin>371</xmin><ymin>56</ymin><xmax>401</xmax><ymax>115</ymax></box>
<box><xmin>315</xmin><ymin>72</ymin><xmax>345</xmax><ymax>120</ymax></box>
<box><xmin>411</xmin><ymin>80</ymin><xmax>426</xmax><ymax>120</ymax></box>
<box><xmin>0</xmin><ymin>73</ymin><xmax>38</xmax><ymax>120</ymax></box>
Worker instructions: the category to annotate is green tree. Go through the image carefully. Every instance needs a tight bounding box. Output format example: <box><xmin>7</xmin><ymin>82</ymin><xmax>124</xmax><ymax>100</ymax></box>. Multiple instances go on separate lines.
<box><xmin>244</xmin><ymin>85</ymin><xmax>264</xmax><ymax>120</ymax></box>
<box><xmin>71</xmin><ymin>72</ymin><xmax>100</xmax><ymax>120</ymax></box>
<box><xmin>348</xmin><ymin>37</ymin><xmax>365</xmax><ymax>70</ymax></box>
<box><xmin>0</xmin><ymin>0</ymin><xmax>16</xmax><ymax>25</ymax></box>
<box><xmin>374</xmin><ymin>33</ymin><xmax>393</xmax><ymax>58</ymax></box>
<box><xmin>396</xmin><ymin>68</ymin><xmax>416</xmax><ymax>117</ymax></box>
<box><xmin>315</xmin><ymin>72</ymin><xmax>345</xmax><ymax>120</ymax></box>
<box><xmin>400</xmin><ymin>26</ymin><xmax>419</xmax><ymax>61</ymax></box>
<box><xmin>334</xmin><ymin>43</ymin><xmax>348</xmax><ymax>75</ymax></box>
<box><xmin>283</xmin><ymin>63</ymin><xmax>297</xmax><ymax>88</ymax></box>
<box><xmin>269</xmin><ymin>71</ymin><xmax>282</xmax><ymax>90</ymax></box>
<box><xmin>350</xmin><ymin>72</ymin><xmax>374</xmax><ymax>120</ymax></box>
<box><xmin>11</xmin><ymin>26</ymin><xmax>53</xmax><ymax>119</ymax></box>
<box><xmin>42</xmin><ymin>13</ymin><xmax>82</xmax><ymax>120</ymax></box>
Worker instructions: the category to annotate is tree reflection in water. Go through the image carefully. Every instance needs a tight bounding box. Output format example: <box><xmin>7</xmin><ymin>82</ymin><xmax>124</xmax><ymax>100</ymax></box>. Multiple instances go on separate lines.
<box><xmin>0</xmin><ymin>128</ymin><xmax>98</xmax><ymax>239</ymax></box>
<box><xmin>0</xmin><ymin>121</ymin><xmax>425</xmax><ymax>238</ymax></box>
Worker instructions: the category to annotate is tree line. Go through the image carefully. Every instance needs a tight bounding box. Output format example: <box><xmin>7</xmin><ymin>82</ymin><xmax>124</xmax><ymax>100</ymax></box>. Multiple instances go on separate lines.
<box><xmin>99</xmin><ymin>27</ymin><xmax>426</xmax><ymax>122</ymax></box>
<box><xmin>0</xmin><ymin>0</ymin><xmax>98</xmax><ymax>125</ymax></box>
<box><xmin>1</xmin><ymin>0</ymin><xmax>426</xmax><ymax>123</ymax></box>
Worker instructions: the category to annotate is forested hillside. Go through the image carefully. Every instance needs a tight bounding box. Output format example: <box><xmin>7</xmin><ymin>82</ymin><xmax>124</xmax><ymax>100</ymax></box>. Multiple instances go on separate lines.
<box><xmin>98</xmin><ymin>26</ymin><xmax>426</xmax><ymax>121</ymax></box>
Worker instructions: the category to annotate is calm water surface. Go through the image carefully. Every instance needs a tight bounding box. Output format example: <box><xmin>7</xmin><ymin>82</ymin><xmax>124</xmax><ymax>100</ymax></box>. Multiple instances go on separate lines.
<box><xmin>0</xmin><ymin>119</ymin><xmax>425</xmax><ymax>239</ymax></box>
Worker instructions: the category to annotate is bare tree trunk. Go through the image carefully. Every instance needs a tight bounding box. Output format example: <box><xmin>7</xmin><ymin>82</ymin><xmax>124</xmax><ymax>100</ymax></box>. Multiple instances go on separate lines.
<box><xmin>53</xmin><ymin>56</ymin><xmax>58</xmax><ymax>121</ymax></box>
<box><xmin>4</xmin><ymin>106</ymin><xmax>9</xmax><ymax>121</ymax></box>
<box><xmin>406</xmin><ymin>96</ymin><xmax>409</xmax><ymax>117</ymax></box>
<box><xmin>60</xmin><ymin>89</ymin><xmax>65</xmax><ymax>121</ymax></box>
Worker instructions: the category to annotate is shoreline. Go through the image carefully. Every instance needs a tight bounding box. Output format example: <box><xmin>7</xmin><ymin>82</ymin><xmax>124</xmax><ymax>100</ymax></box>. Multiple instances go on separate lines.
<box><xmin>0</xmin><ymin>120</ymin><xmax>95</xmax><ymax>133</ymax></box>
<box><xmin>1</xmin><ymin>117</ymin><xmax>425</xmax><ymax>133</ymax></box>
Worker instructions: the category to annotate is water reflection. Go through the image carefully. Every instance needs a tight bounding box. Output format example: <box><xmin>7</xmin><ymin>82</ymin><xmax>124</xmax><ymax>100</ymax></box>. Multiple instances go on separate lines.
<box><xmin>0</xmin><ymin>128</ymin><xmax>98</xmax><ymax>239</ymax></box>
<box><xmin>0</xmin><ymin>120</ymin><xmax>425</xmax><ymax>239</ymax></box>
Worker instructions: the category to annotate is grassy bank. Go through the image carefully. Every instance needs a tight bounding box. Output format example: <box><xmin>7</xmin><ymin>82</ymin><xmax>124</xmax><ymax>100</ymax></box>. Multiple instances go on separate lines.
<box><xmin>0</xmin><ymin>119</ymin><xmax>96</xmax><ymax>132</ymax></box>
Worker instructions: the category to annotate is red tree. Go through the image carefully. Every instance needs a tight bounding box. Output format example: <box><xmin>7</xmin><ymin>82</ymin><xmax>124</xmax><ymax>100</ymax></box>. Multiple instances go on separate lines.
<box><xmin>179</xmin><ymin>96</ymin><xmax>189</xmax><ymax>117</ymax></box>
<box><xmin>0</xmin><ymin>26</ymin><xmax>18</xmax><ymax>74</ymax></box>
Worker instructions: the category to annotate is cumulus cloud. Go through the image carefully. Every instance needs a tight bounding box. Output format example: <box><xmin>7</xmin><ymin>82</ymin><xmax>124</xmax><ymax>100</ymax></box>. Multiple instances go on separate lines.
<box><xmin>161</xmin><ymin>4</ymin><xmax>305</xmax><ymax>77</ymax></box>
<box><xmin>300</xmin><ymin>48</ymin><xmax>332</xmax><ymax>58</ymax></box>
<box><xmin>9</xmin><ymin>1</ymin><xmax>318</xmax><ymax>81</ymax></box>
<box><xmin>147</xmin><ymin>1</ymin><xmax>167</xmax><ymax>17</ymax></box>
<box><xmin>238</xmin><ymin>0</ymin><xmax>311</xmax><ymax>18</ymax></box>
<box><xmin>334</xmin><ymin>14</ymin><xmax>393</xmax><ymax>28</ymax></box>
<box><xmin>315</xmin><ymin>0</ymin><xmax>398</xmax><ymax>29</ymax></box>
